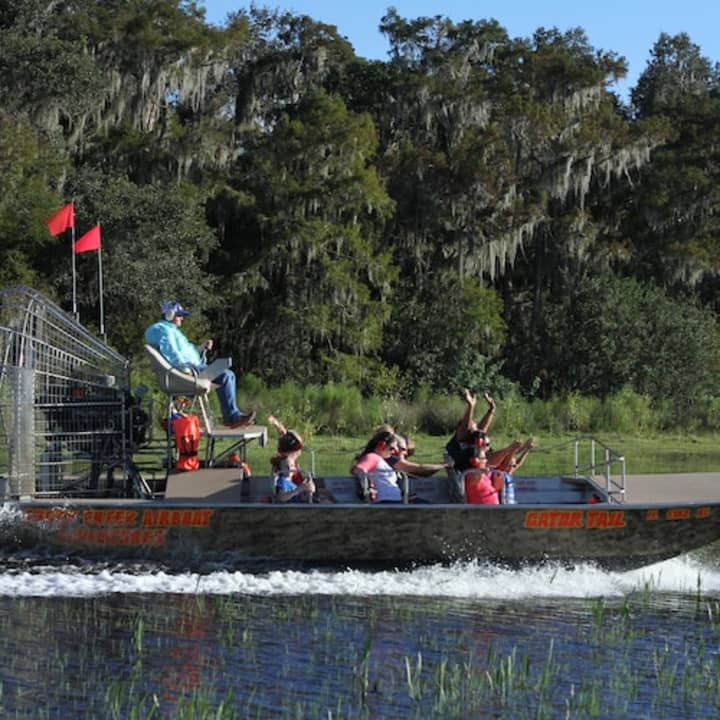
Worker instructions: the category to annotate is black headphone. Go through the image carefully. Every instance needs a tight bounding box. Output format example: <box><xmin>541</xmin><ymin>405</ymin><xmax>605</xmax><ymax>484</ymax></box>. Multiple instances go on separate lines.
<box><xmin>279</xmin><ymin>431</ymin><xmax>303</xmax><ymax>453</ymax></box>
<box><xmin>375</xmin><ymin>431</ymin><xmax>395</xmax><ymax>451</ymax></box>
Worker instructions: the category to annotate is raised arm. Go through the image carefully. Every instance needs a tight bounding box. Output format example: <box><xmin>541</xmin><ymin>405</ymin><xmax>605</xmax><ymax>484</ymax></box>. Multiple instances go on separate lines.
<box><xmin>455</xmin><ymin>388</ymin><xmax>477</xmax><ymax>442</ymax></box>
<box><xmin>511</xmin><ymin>438</ymin><xmax>536</xmax><ymax>472</ymax></box>
<box><xmin>267</xmin><ymin>414</ymin><xmax>287</xmax><ymax>436</ymax></box>
<box><xmin>395</xmin><ymin>458</ymin><xmax>454</xmax><ymax>477</ymax></box>
<box><xmin>475</xmin><ymin>392</ymin><xmax>497</xmax><ymax>433</ymax></box>
<box><xmin>488</xmin><ymin>439</ymin><xmax>524</xmax><ymax>472</ymax></box>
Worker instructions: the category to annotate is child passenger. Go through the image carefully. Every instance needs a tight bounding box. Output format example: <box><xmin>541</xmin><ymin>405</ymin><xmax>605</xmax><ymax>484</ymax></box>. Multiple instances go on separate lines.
<box><xmin>267</xmin><ymin>414</ymin><xmax>315</xmax><ymax>503</ymax></box>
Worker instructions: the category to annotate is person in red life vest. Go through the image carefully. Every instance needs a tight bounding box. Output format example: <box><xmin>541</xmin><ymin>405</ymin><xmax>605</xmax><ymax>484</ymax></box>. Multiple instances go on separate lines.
<box><xmin>352</xmin><ymin>429</ymin><xmax>451</xmax><ymax>503</ymax></box>
<box><xmin>462</xmin><ymin>444</ymin><xmax>500</xmax><ymax>505</ymax></box>
<box><xmin>268</xmin><ymin>414</ymin><xmax>315</xmax><ymax>503</ymax></box>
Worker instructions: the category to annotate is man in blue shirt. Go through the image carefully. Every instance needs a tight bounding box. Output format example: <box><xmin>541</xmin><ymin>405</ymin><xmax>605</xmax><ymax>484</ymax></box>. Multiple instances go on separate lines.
<box><xmin>145</xmin><ymin>301</ymin><xmax>255</xmax><ymax>428</ymax></box>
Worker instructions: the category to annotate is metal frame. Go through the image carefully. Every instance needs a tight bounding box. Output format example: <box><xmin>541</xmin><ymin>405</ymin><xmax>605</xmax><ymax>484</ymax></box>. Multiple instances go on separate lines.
<box><xmin>0</xmin><ymin>286</ymin><xmax>148</xmax><ymax>498</ymax></box>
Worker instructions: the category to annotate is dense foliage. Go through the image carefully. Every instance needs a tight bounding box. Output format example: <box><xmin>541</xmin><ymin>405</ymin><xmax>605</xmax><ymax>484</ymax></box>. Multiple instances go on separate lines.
<box><xmin>2</xmin><ymin>1</ymin><xmax>720</xmax><ymax>423</ymax></box>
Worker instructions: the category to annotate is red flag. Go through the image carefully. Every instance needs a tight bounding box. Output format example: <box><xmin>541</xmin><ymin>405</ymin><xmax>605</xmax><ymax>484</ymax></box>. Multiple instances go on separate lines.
<box><xmin>74</xmin><ymin>224</ymin><xmax>101</xmax><ymax>254</ymax></box>
<box><xmin>46</xmin><ymin>202</ymin><xmax>75</xmax><ymax>235</ymax></box>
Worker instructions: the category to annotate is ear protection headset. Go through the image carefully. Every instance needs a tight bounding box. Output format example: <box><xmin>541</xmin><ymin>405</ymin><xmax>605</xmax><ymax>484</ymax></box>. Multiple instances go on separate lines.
<box><xmin>468</xmin><ymin>431</ymin><xmax>489</xmax><ymax>468</ymax></box>
<box><xmin>375</xmin><ymin>431</ymin><xmax>395</xmax><ymax>452</ymax></box>
<box><xmin>278</xmin><ymin>431</ymin><xmax>303</xmax><ymax>453</ymax></box>
<box><xmin>472</xmin><ymin>430</ymin><xmax>489</xmax><ymax>448</ymax></box>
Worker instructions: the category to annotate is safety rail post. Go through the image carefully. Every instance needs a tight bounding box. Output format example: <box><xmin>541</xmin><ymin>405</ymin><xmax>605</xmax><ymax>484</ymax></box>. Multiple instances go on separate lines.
<box><xmin>571</xmin><ymin>434</ymin><xmax>626</xmax><ymax>503</ymax></box>
<box><xmin>604</xmin><ymin>447</ymin><xmax>610</xmax><ymax>493</ymax></box>
<box><xmin>574</xmin><ymin>440</ymin><xmax>579</xmax><ymax>477</ymax></box>
<box><xmin>307</xmin><ymin>447</ymin><xmax>316</xmax><ymax>477</ymax></box>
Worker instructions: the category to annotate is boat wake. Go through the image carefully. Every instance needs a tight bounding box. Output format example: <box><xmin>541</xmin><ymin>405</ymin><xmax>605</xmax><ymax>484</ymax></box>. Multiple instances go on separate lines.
<box><xmin>0</xmin><ymin>551</ymin><xmax>719</xmax><ymax>599</ymax></box>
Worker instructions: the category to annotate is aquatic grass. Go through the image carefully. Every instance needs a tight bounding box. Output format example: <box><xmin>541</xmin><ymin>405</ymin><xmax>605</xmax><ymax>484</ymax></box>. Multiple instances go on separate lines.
<box><xmin>485</xmin><ymin>645</ymin><xmax>523</xmax><ymax>706</ymax></box>
<box><xmin>404</xmin><ymin>652</ymin><xmax>423</xmax><ymax>701</ymax></box>
<box><xmin>5</xmin><ymin>590</ymin><xmax>720</xmax><ymax>718</ymax></box>
<box><xmin>353</xmin><ymin>631</ymin><xmax>372</xmax><ymax>703</ymax></box>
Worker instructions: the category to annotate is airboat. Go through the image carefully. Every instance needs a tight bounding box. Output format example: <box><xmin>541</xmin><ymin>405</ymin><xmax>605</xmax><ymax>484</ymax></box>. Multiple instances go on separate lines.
<box><xmin>1</xmin><ymin>286</ymin><xmax>719</xmax><ymax>571</ymax></box>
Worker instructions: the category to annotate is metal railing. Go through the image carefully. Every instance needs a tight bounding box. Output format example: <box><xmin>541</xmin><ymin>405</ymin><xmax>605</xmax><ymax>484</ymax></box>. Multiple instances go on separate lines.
<box><xmin>572</xmin><ymin>434</ymin><xmax>626</xmax><ymax>503</ymax></box>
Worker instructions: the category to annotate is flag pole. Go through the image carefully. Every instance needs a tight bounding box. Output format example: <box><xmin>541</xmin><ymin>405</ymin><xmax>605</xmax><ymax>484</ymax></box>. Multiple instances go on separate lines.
<box><xmin>71</xmin><ymin>223</ymin><xmax>78</xmax><ymax>319</ymax></box>
<box><xmin>97</xmin><ymin>228</ymin><xmax>105</xmax><ymax>341</ymax></box>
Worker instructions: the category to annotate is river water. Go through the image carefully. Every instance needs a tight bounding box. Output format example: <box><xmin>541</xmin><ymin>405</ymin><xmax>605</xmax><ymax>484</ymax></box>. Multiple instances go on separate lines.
<box><xmin>1</xmin><ymin>548</ymin><xmax>720</xmax><ymax>719</ymax></box>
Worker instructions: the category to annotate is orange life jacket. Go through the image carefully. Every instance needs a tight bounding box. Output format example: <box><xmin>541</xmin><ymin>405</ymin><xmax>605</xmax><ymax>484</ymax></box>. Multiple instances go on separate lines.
<box><xmin>173</xmin><ymin>414</ymin><xmax>201</xmax><ymax>471</ymax></box>
<box><xmin>463</xmin><ymin>468</ymin><xmax>499</xmax><ymax>505</ymax></box>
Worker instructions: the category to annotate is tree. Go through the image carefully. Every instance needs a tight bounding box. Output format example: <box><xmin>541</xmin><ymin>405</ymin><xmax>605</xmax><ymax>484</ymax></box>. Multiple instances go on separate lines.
<box><xmin>623</xmin><ymin>34</ymin><xmax>720</xmax><ymax>291</ymax></box>
<box><xmin>212</xmin><ymin>89</ymin><xmax>396</xmax><ymax>385</ymax></box>
<box><xmin>632</xmin><ymin>33</ymin><xmax>718</xmax><ymax>119</ymax></box>
<box><xmin>0</xmin><ymin>112</ymin><xmax>68</xmax><ymax>288</ymax></box>
<box><xmin>505</xmin><ymin>273</ymin><xmax>720</xmax><ymax>408</ymax></box>
<box><xmin>383</xmin><ymin>274</ymin><xmax>507</xmax><ymax>393</ymax></box>
<box><xmin>42</xmin><ymin>169</ymin><xmax>218</xmax><ymax>354</ymax></box>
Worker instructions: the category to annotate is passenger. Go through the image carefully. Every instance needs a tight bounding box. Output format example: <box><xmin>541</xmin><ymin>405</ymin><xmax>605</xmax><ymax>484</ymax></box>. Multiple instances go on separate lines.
<box><xmin>463</xmin><ymin>446</ymin><xmax>500</xmax><ymax>505</ymax></box>
<box><xmin>267</xmin><ymin>414</ymin><xmax>315</xmax><ymax>503</ymax></box>
<box><xmin>497</xmin><ymin>437</ymin><xmax>536</xmax><ymax>504</ymax></box>
<box><xmin>145</xmin><ymin>300</ymin><xmax>255</xmax><ymax>428</ymax></box>
<box><xmin>352</xmin><ymin>430</ymin><xmax>449</xmax><ymax>503</ymax></box>
<box><xmin>348</xmin><ymin>423</ymin><xmax>396</xmax><ymax>474</ymax></box>
<box><xmin>509</xmin><ymin>437</ymin><xmax>536</xmax><ymax>473</ymax></box>
<box><xmin>445</xmin><ymin>388</ymin><xmax>522</xmax><ymax>471</ymax></box>
<box><xmin>395</xmin><ymin>434</ymin><xmax>447</xmax><ymax>477</ymax></box>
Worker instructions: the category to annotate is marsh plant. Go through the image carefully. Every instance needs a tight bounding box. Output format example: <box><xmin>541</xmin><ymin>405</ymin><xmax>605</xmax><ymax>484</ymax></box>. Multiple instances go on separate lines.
<box><xmin>2</xmin><ymin>585</ymin><xmax>720</xmax><ymax>718</ymax></box>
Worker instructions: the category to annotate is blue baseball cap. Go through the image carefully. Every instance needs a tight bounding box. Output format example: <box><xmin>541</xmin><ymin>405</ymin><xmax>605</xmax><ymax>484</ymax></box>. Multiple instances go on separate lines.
<box><xmin>161</xmin><ymin>300</ymin><xmax>190</xmax><ymax>318</ymax></box>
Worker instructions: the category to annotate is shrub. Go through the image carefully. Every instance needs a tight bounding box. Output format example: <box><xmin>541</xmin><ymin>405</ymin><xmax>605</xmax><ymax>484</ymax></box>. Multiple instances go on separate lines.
<box><xmin>505</xmin><ymin>273</ymin><xmax>720</xmax><ymax>408</ymax></box>
<box><xmin>589</xmin><ymin>387</ymin><xmax>655</xmax><ymax>434</ymax></box>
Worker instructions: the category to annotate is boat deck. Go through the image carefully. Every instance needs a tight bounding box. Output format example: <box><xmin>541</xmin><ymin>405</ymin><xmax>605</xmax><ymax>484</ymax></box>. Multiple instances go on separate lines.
<box><xmin>164</xmin><ymin>468</ymin><xmax>247</xmax><ymax>502</ymax></box>
<box><xmin>160</xmin><ymin>470</ymin><xmax>720</xmax><ymax>505</ymax></box>
<box><xmin>623</xmin><ymin>473</ymin><xmax>720</xmax><ymax>504</ymax></box>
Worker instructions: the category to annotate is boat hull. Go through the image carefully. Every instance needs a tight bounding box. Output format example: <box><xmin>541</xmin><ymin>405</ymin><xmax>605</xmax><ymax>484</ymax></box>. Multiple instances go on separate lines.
<box><xmin>5</xmin><ymin>499</ymin><xmax>720</xmax><ymax>571</ymax></box>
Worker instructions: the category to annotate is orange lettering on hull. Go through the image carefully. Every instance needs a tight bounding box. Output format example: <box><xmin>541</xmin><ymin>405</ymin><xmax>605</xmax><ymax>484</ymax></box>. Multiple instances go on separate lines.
<box><xmin>524</xmin><ymin>510</ymin><xmax>584</xmax><ymax>529</ymax></box>
<box><xmin>646</xmin><ymin>509</ymin><xmax>660</xmax><ymax>521</ymax></box>
<box><xmin>83</xmin><ymin>509</ymin><xmax>138</xmax><ymax>527</ymax></box>
<box><xmin>142</xmin><ymin>508</ymin><xmax>214</xmax><ymax>528</ymax></box>
<box><xmin>695</xmin><ymin>506</ymin><xmax>711</xmax><ymax>519</ymax></box>
<box><xmin>666</xmin><ymin>508</ymin><xmax>691</xmax><ymax>520</ymax></box>
<box><xmin>23</xmin><ymin>507</ymin><xmax>78</xmax><ymax>523</ymax></box>
<box><xmin>59</xmin><ymin>526</ymin><xmax>167</xmax><ymax>547</ymax></box>
<box><xmin>586</xmin><ymin>510</ymin><xmax>626</xmax><ymax>529</ymax></box>
<box><xmin>524</xmin><ymin>509</ymin><xmax>627</xmax><ymax>529</ymax></box>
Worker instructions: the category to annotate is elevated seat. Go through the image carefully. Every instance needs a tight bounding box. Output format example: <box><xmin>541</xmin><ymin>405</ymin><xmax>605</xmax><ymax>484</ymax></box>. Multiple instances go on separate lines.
<box><xmin>144</xmin><ymin>343</ymin><xmax>213</xmax><ymax>432</ymax></box>
<box><xmin>144</xmin><ymin>343</ymin><xmax>266</xmax><ymax>467</ymax></box>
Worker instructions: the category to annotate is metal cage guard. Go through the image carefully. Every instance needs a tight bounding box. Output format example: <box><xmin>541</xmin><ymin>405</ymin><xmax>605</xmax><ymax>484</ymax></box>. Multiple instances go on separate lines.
<box><xmin>0</xmin><ymin>286</ymin><xmax>146</xmax><ymax>499</ymax></box>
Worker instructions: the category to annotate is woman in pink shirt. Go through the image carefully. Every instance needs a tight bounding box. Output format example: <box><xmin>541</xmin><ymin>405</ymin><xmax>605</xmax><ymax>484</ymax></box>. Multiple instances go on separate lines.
<box><xmin>462</xmin><ymin>447</ymin><xmax>500</xmax><ymax>504</ymax></box>
<box><xmin>352</xmin><ymin>429</ymin><xmax>449</xmax><ymax>503</ymax></box>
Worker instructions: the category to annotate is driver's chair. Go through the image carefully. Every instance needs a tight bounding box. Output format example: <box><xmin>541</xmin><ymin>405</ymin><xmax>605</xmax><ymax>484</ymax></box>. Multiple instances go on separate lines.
<box><xmin>144</xmin><ymin>344</ymin><xmax>213</xmax><ymax>433</ymax></box>
<box><xmin>144</xmin><ymin>344</ymin><xmax>266</xmax><ymax>468</ymax></box>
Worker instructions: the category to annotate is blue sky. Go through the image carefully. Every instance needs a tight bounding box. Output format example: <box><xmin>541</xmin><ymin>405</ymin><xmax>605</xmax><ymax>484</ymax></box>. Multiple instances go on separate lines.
<box><xmin>201</xmin><ymin>0</ymin><xmax>719</xmax><ymax>99</ymax></box>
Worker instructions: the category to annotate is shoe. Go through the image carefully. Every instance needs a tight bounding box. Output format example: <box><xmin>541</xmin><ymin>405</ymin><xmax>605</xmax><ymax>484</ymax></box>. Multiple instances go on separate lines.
<box><xmin>224</xmin><ymin>411</ymin><xmax>256</xmax><ymax>429</ymax></box>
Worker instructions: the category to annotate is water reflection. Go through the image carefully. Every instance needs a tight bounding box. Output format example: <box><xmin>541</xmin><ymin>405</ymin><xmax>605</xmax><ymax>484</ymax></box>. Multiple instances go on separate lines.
<box><xmin>1</xmin><ymin>551</ymin><xmax>720</xmax><ymax>717</ymax></box>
